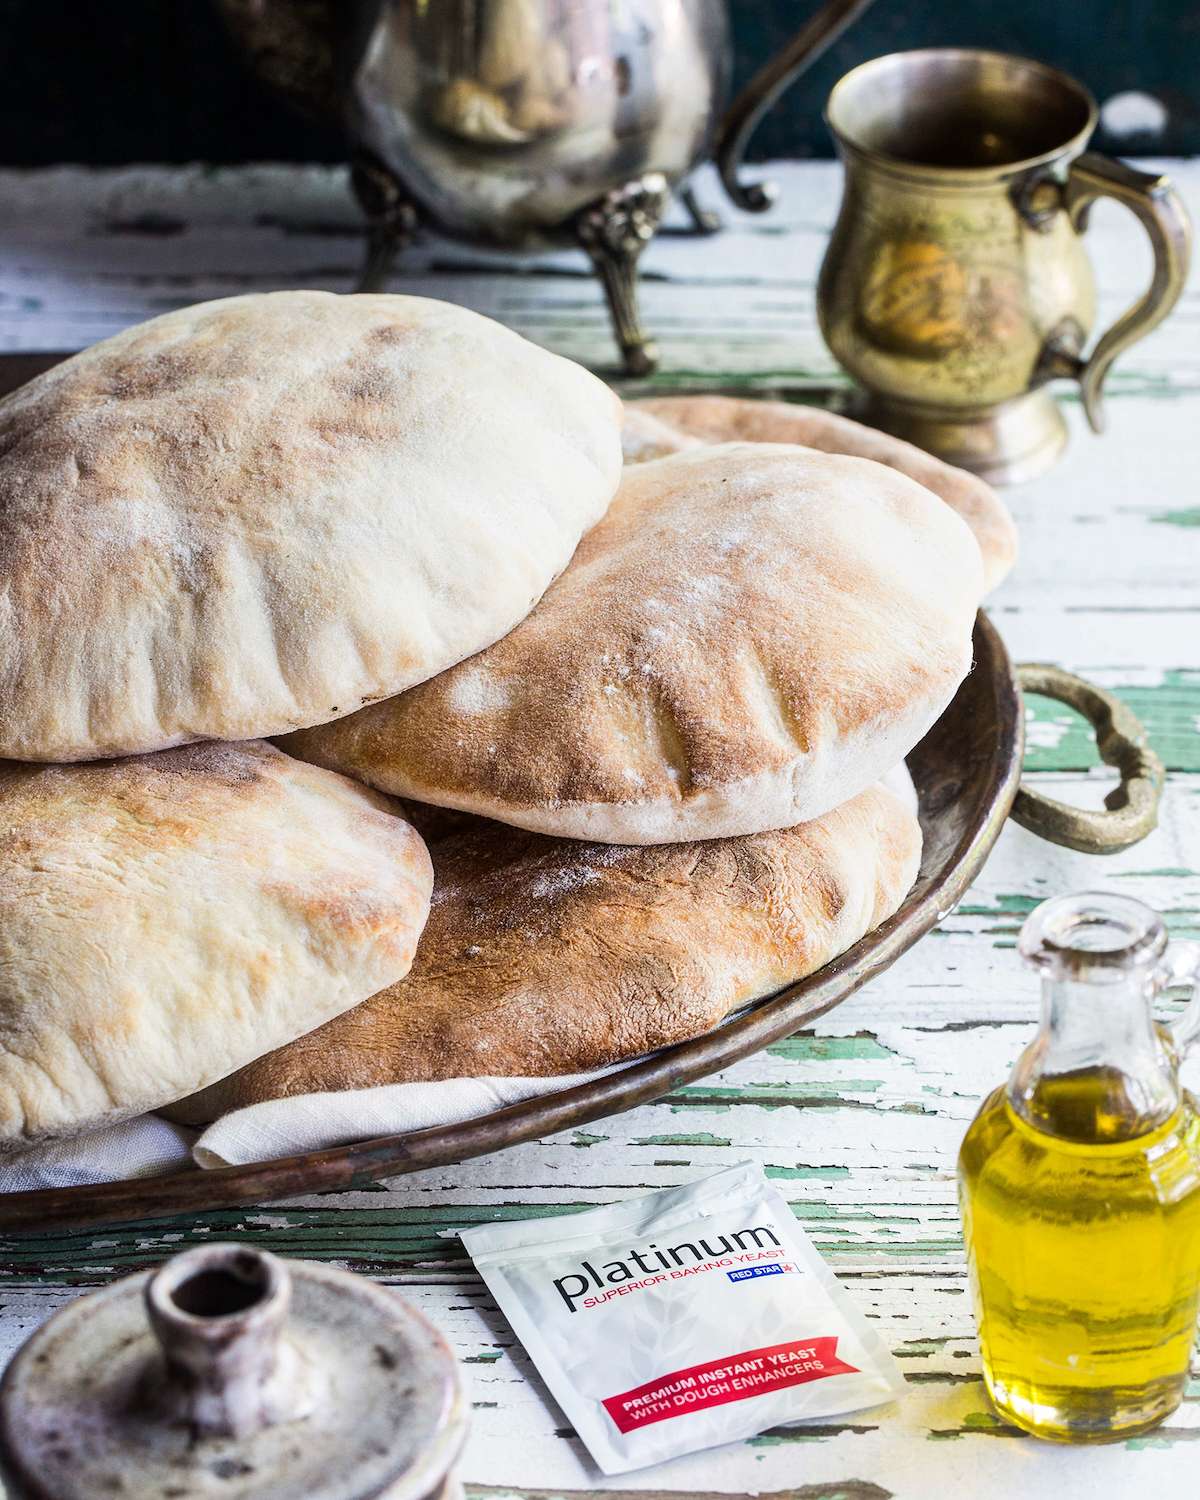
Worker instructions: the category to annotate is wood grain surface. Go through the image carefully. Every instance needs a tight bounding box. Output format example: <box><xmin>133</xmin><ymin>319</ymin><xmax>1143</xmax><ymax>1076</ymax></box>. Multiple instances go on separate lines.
<box><xmin>0</xmin><ymin>160</ymin><xmax>1198</xmax><ymax>1498</ymax></box>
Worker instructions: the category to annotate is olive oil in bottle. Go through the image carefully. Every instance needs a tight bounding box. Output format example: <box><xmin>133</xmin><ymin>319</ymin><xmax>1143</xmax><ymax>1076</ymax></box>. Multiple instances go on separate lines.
<box><xmin>958</xmin><ymin>892</ymin><xmax>1200</xmax><ymax>1442</ymax></box>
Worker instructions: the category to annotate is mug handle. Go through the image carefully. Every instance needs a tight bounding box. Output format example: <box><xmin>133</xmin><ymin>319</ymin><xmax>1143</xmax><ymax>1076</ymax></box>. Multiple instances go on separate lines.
<box><xmin>1011</xmin><ymin>664</ymin><xmax>1165</xmax><ymax>855</ymax></box>
<box><xmin>713</xmin><ymin>0</ymin><xmax>880</xmax><ymax>212</ymax></box>
<box><xmin>1059</xmin><ymin>154</ymin><xmax>1191</xmax><ymax>434</ymax></box>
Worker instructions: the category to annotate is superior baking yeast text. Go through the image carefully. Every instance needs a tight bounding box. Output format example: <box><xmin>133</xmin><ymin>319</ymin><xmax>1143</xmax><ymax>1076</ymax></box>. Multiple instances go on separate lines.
<box><xmin>551</xmin><ymin>1217</ymin><xmax>787</xmax><ymax>1310</ymax></box>
<box><xmin>462</xmin><ymin>1163</ymin><xmax>904</xmax><ymax>1474</ymax></box>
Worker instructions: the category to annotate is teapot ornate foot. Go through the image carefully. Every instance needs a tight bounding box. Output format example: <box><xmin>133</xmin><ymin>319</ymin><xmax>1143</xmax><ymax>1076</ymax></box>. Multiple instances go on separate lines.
<box><xmin>676</xmin><ymin>182</ymin><xmax>722</xmax><ymax>237</ymax></box>
<box><xmin>214</xmin><ymin>0</ymin><xmax>886</xmax><ymax>374</ymax></box>
<box><xmin>574</xmin><ymin>174</ymin><xmax>671</xmax><ymax>377</ymax></box>
<box><xmin>351</xmin><ymin>152</ymin><xmax>418</xmax><ymax>294</ymax></box>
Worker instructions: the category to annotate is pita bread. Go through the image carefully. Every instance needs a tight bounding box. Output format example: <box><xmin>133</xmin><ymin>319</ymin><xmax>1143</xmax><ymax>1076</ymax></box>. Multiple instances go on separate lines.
<box><xmin>0</xmin><ymin>291</ymin><xmax>622</xmax><ymax>761</ymax></box>
<box><xmin>627</xmin><ymin>395</ymin><xmax>1017</xmax><ymax>593</ymax></box>
<box><xmin>168</xmin><ymin>781</ymin><xmax>921</xmax><ymax>1117</ymax></box>
<box><xmin>280</xmin><ymin>443</ymin><xmax>981</xmax><ymax>843</ymax></box>
<box><xmin>0</xmin><ymin>741</ymin><xmax>432</xmax><ymax>1151</ymax></box>
<box><xmin>620</xmin><ymin>405</ymin><xmax>704</xmax><ymax>462</ymax></box>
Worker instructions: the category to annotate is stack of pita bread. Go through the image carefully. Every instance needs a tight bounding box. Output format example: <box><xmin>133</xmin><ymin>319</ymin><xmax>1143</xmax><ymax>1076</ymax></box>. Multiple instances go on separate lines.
<box><xmin>0</xmin><ymin>290</ymin><xmax>1014</xmax><ymax>1164</ymax></box>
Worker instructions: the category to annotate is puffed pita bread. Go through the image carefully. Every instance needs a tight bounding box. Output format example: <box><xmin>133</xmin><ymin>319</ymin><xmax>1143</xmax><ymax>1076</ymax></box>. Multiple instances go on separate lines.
<box><xmin>0</xmin><ymin>741</ymin><xmax>432</xmax><ymax>1151</ymax></box>
<box><xmin>620</xmin><ymin>405</ymin><xmax>705</xmax><ymax>463</ymax></box>
<box><xmin>169</xmin><ymin>781</ymin><xmax>921</xmax><ymax>1116</ymax></box>
<box><xmin>625</xmin><ymin>395</ymin><xmax>1017</xmax><ymax>593</ymax></box>
<box><xmin>0</xmin><ymin>290</ymin><xmax>622</xmax><ymax>761</ymax></box>
<box><xmin>280</xmin><ymin>443</ymin><xmax>981</xmax><ymax>843</ymax></box>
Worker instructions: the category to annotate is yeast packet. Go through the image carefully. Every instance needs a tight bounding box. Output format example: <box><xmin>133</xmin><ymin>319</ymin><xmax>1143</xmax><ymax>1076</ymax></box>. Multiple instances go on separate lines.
<box><xmin>460</xmin><ymin>1161</ymin><xmax>905</xmax><ymax>1474</ymax></box>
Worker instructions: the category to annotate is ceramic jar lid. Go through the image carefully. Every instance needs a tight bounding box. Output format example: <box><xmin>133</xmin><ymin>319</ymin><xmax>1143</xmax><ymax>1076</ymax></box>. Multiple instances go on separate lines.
<box><xmin>0</xmin><ymin>1243</ymin><xmax>467</xmax><ymax>1500</ymax></box>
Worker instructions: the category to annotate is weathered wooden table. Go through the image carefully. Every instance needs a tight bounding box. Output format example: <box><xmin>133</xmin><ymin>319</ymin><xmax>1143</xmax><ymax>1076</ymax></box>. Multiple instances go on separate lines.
<box><xmin>1</xmin><ymin>160</ymin><xmax>1198</xmax><ymax>1499</ymax></box>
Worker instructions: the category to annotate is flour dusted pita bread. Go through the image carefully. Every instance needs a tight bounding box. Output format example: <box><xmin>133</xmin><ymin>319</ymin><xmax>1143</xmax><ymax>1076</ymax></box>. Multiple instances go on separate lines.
<box><xmin>280</xmin><ymin>443</ymin><xmax>981</xmax><ymax>843</ymax></box>
<box><xmin>620</xmin><ymin>405</ymin><xmax>704</xmax><ymax>462</ymax></box>
<box><xmin>0</xmin><ymin>742</ymin><xmax>432</xmax><ymax>1150</ymax></box>
<box><xmin>169</xmin><ymin>781</ymin><xmax>920</xmax><ymax>1116</ymax></box>
<box><xmin>627</xmin><ymin>395</ymin><xmax>1017</xmax><ymax>593</ymax></box>
<box><xmin>0</xmin><ymin>291</ymin><xmax>622</xmax><ymax>761</ymax></box>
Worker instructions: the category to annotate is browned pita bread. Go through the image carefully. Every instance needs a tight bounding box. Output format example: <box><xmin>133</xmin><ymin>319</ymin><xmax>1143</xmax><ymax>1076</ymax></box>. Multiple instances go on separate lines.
<box><xmin>0</xmin><ymin>291</ymin><xmax>622</xmax><ymax>761</ymax></box>
<box><xmin>626</xmin><ymin>395</ymin><xmax>1017</xmax><ymax>593</ymax></box>
<box><xmin>278</xmin><ymin>443</ymin><xmax>981</xmax><ymax>843</ymax></box>
<box><xmin>0</xmin><ymin>742</ymin><xmax>432</xmax><ymax>1150</ymax></box>
<box><xmin>167</xmin><ymin>780</ymin><xmax>921</xmax><ymax>1118</ymax></box>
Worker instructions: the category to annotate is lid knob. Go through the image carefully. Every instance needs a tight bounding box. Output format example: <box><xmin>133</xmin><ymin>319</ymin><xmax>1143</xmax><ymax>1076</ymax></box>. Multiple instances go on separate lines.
<box><xmin>144</xmin><ymin>1244</ymin><xmax>314</xmax><ymax>1440</ymax></box>
<box><xmin>0</xmin><ymin>1245</ymin><xmax>467</xmax><ymax>1500</ymax></box>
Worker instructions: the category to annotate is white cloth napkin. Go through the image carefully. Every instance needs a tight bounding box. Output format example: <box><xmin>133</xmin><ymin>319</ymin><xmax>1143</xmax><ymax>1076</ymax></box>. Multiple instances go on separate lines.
<box><xmin>881</xmin><ymin>760</ymin><xmax>919</xmax><ymax>815</ymax></box>
<box><xmin>192</xmin><ymin>1066</ymin><xmax>629</xmax><ymax>1167</ymax></box>
<box><xmin>0</xmin><ymin>1070</ymin><xmax>622</xmax><ymax>1187</ymax></box>
<box><xmin>0</xmin><ymin>1114</ymin><xmax>198</xmax><ymax>1192</ymax></box>
<box><xmin>0</xmin><ymin>765</ymin><xmax>918</xmax><ymax>1189</ymax></box>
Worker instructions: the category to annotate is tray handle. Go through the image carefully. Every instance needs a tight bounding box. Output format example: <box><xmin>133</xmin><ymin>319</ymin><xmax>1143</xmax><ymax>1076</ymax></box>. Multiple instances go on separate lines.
<box><xmin>1012</xmin><ymin>664</ymin><xmax>1165</xmax><ymax>855</ymax></box>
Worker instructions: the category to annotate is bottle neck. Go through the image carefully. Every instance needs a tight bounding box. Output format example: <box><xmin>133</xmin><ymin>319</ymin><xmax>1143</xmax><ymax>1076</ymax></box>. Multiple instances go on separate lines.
<box><xmin>1007</xmin><ymin>970</ymin><xmax>1180</xmax><ymax>1143</ymax></box>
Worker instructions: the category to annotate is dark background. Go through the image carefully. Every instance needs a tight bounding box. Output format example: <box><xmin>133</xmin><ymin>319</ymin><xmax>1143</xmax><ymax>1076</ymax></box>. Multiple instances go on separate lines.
<box><xmin>1</xmin><ymin>0</ymin><xmax>1197</xmax><ymax>166</ymax></box>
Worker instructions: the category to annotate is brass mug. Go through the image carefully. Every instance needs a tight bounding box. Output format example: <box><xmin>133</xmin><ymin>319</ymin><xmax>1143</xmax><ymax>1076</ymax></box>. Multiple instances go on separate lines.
<box><xmin>816</xmin><ymin>49</ymin><xmax>1192</xmax><ymax>483</ymax></box>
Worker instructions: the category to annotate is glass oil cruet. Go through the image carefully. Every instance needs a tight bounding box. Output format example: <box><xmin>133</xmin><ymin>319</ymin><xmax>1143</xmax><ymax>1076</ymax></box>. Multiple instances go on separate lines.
<box><xmin>958</xmin><ymin>891</ymin><xmax>1200</xmax><ymax>1442</ymax></box>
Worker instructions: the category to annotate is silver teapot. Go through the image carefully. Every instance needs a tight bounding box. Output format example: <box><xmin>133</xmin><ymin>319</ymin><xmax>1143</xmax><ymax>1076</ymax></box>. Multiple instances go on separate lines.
<box><xmin>214</xmin><ymin>0</ymin><xmax>878</xmax><ymax>372</ymax></box>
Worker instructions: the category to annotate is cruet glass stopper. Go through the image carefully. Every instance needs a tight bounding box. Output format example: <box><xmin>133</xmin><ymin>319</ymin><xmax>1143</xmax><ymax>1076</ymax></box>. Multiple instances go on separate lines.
<box><xmin>1010</xmin><ymin>891</ymin><xmax>1200</xmax><ymax>1142</ymax></box>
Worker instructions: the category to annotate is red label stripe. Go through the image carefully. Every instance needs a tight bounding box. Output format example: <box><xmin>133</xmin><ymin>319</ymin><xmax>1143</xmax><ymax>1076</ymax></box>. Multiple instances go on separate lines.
<box><xmin>601</xmin><ymin>1336</ymin><xmax>859</xmax><ymax>1434</ymax></box>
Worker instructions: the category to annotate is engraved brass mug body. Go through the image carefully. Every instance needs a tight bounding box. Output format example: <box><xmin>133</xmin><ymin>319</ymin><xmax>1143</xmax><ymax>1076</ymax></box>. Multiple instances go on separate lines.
<box><xmin>817</xmin><ymin>49</ymin><xmax>1192</xmax><ymax>483</ymax></box>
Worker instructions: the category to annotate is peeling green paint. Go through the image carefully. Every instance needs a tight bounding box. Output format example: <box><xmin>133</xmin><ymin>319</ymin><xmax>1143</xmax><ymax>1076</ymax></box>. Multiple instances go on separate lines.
<box><xmin>755</xmin><ymin>1079</ymin><xmax>885</xmax><ymax>1095</ymax></box>
<box><xmin>747</xmin><ymin>1422</ymin><xmax>879</xmax><ymax>1446</ymax></box>
<box><xmin>666</xmin><ymin>1085</ymin><xmax>901</xmax><ymax>1111</ymax></box>
<box><xmin>765</xmin><ymin>1165</ymin><xmax>852</xmax><ymax>1180</ymax></box>
<box><xmin>923</xmin><ymin>1411</ymin><xmax>1026</xmax><ymax>1439</ymax></box>
<box><xmin>963</xmin><ymin>1411</ymin><xmax>1008</xmax><ymax>1429</ymax></box>
<box><xmin>1150</xmin><ymin>506</ymin><xmax>1200</xmax><ymax>527</ymax></box>
<box><xmin>747</xmin><ymin>1432</ymin><xmax>829</xmax><ymax>1446</ymax></box>
<box><xmin>766</xmin><ymin>1031</ymin><xmax>895</xmax><ymax>1062</ymax></box>
<box><xmin>957</xmin><ymin>894</ymin><xmax>1040</xmax><ymax>919</ymax></box>
<box><xmin>568</xmin><ymin>1132</ymin><xmax>608</xmax><ymax>1148</ymax></box>
<box><xmin>632</xmin><ymin>1132</ymin><xmax>731</xmax><ymax>1147</ymax></box>
<box><xmin>1163</xmin><ymin>907</ymin><xmax>1200</xmax><ymax>940</ymax></box>
<box><xmin>1021</xmin><ymin>674</ymin><xmax>1200</xmax><ymax>772</ymax></box>
<box><xmin>0</xmin><ymin>1203</ymin><xmax>600</xmax><ymax>1284</ymax></box>
<box><xmin>1124</xmin><ymin>1427</ymin><xmax>1200</xmax><ymax>1448</ymax></box>
<box><xmin>614</xmin><ymin>371</ymin><xmax>853</xmax><ymax>399</ymax></box>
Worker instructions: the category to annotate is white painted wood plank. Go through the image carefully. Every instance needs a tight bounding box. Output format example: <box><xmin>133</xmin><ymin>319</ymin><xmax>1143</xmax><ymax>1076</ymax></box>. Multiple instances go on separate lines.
<box><xmin>2</xmin><ymin>161</ymin><xmax>1199</xmax><ymax>1495</ymax></box>
<box><xmin>404</xmin><ymin>1278</ymin><xmax>1200</xmax><ymax>1495</ymax></box>
<box><xmin>987</xmin><ymin>395</ymin><xmax>1200</xmax><ymax>680</ymax></box>
<box><xmin>2</xmin><ymin>161</ymin><xmax>1198</xmax><ymax>384</ymax></box>
<box><xmin>2</xmin><ymin>1276</ymin><xmax>1193</xmax><ymax>1498</ymax></box>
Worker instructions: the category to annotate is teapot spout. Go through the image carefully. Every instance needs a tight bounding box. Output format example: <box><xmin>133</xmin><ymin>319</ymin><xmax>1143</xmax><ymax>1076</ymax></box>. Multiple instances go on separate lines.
<box><xmin>713</xmin><ymin>0</ymin><xmax>879</xmax><ymax>213</ymax></box>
